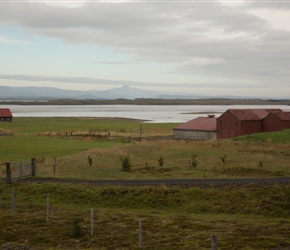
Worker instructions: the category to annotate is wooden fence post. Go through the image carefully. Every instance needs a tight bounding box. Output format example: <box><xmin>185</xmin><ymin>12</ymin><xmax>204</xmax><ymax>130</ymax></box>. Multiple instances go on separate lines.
<box><xmin>139</xmin><ymin>218</ymin><xmax>142</xmax><ymax>249</ymax></box>
<box><xmin>31</xmin><ymin>158</ymin><xmax>36</xmax><ymax>177</ymax></box>
<box><xmin>46</xmin><ymin>194</ymin><xmax>50</xmax><ymax>223</ymax></box>
<box><xmin>12</xmin><ymin>189</ymin><xmax>15</xmax><ymax>213</ymax></box>
<box><xmin>20</xmin><ymin>162</ymin><xmax>23</xmax><ymax>178</ymax></box>
<box><xmin>90</xmin><ymin>208</ymin><xmax>94</xmax><ymax>237</ymax></box>
<box><xmin>211</xmin><ymin>234</ymin><xmax>218</xmax><ymax>250</ymax></box>
<box><xmin>6</xmin><ymin>162</ymin><xmax>11</xmax><ymax>184</ymax></box>
<box><xmin>53</xmin><ymin>158</ymin><xmax>56</xmax><ymax>175</ymax></box>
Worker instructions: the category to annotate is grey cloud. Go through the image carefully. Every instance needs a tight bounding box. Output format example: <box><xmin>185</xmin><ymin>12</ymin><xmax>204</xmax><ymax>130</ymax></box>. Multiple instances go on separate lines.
<box><xmin>244</xmin><ymin>1</ymin><xmax>290</xmax><ymax>10</ymax></box>
<box><xmin>0</xmin><ymin>73</ymin><xmax>256</xmax><ymax>91</ymax></box>
<box><xmin>0</xmin><ymin>74</ymin><xmax>131</xmax><ymax>85</ymax></box>
<box><xmin>91</xmin><ymin>61</ymin><xmax>141</xmax><ymax>65</ymax></box>
<box><xmin>0</xmin><ymin>35</ymin><xmax>30</xmax><ymax>44</ymax></box>
<box><xmin>0</xmin><ymin>74</ymin><xmax>171</xmax><ymax>88</ymax></box>
<box><xmin>0</xmin><ymin>1</ymin><xmax>290</xmax><ymax>88</ymax></box>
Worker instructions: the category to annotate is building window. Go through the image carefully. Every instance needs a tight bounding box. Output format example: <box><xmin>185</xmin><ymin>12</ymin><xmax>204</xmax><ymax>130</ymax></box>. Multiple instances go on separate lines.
<box><xmin>236</xmin><ymin>121</ymin><xmax>238</xmax><ymax>126</ymax></box>
<box><xmin>220</xmin><ymin>120</ymin><xmax>222</xmax><ymax>126</ymax></box>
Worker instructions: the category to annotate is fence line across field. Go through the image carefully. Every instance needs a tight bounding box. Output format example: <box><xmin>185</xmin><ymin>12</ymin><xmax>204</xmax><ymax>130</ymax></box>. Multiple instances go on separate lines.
<box><xmin>6</xmin><ymin>191</ymin><xmax>219</xmax><ymax>249</ymax></box>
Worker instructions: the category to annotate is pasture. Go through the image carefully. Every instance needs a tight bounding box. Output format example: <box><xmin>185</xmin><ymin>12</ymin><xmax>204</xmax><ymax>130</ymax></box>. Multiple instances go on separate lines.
<box><xmin>1</xmin><ymin>118</ymin><xmax>290</xmax><ymax>249</ymax></box>
<box><xmin>0</xmin><ymin>118</ymin><xmax>290</xmax><ymax>179</ymax></box>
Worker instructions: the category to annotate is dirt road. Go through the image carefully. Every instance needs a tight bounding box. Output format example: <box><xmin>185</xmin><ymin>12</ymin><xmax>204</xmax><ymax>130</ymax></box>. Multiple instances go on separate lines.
<box><xmin>20</xmin><ymin>177</ymin><xmax>290</xmax><ymax>187</ymax></box>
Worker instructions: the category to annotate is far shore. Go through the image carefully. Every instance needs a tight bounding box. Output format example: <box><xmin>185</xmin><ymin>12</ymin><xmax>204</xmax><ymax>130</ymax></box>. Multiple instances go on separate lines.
<box><xmin>0</xmin><ymin>98</ymin><xmax>290</xmax><ymax>106</ymax></box>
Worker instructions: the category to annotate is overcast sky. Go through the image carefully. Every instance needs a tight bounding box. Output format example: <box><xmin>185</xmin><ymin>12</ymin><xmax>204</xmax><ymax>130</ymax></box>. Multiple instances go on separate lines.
<box><xmin>1</xmin><ymin>0</ymin><xmax>290</xmax><ymax>98</ymax></box>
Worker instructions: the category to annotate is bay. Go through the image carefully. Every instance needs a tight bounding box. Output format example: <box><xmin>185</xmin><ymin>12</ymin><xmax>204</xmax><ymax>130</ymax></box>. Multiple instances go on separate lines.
<box><xmin>1</xmin><ymin>104</ymin><xmax>290</xmax><ymax>123</ymax></box>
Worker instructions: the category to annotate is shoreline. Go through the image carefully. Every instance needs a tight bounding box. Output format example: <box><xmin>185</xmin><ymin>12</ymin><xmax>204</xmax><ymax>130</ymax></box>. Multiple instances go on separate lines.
<box><xmin>1</xmin><ymin>98</ymin><xmax>290</xmax><ymax>106</ymax></box>
<box><xmin>11</xmin><ymin>116</ymin><xmax>153</xmax><ymax>123</ymax></box>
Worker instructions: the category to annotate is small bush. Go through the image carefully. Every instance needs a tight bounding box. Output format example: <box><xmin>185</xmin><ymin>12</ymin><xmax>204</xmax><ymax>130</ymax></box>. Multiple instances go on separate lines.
<box><xmin>158</xmin><ymin>156</ymin><xmax>164</xmax><ymax>167</ymax></box>
<box><xmin>221</xmin><ymin>154</ymin><xmax>227</xmax><ymax>165</ymax></box>
<box><xmin>121</xmin><ymin>156</ymin><xmax>131</xmax><ymax>172</ymax></box>
<box><xmin>258</xmin><ymin>161</ymin><xmax>263</xmax><ymax>168</ymax></box>
<box><xmin>191</xmin><ymin>154</ymin><xmax>197</xmax><ymax>168</ymax></box>
<box><xmin>87</xmin><ymin>155</ymin><xmax>93</xmax><ymax>166</ymax></box>
<box><xmin>71</xmin><ymin>217</ymin><xmax>84</xmax><ymax>238</ymax></box>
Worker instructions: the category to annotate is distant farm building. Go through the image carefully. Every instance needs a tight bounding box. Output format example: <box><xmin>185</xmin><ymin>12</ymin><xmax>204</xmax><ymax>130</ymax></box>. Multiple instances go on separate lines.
<box><xmin>217</xmin><ymin>109</ymin><xmax>290</xmax><ymax>139</ymax></box>
<box><xmin>0</xmin><ymin>108</ymin><xmax>13</xmax><ymax>122</ymax></box>
<box><xmin>173</xmin><ymin>115</ymin><xmax>217</xmax><ymax>140</ymax></box>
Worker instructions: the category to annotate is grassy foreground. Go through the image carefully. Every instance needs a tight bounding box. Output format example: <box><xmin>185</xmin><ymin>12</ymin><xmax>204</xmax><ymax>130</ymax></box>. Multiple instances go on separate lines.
<box><xmin>1</xmin><ymin>118</ymin><xmax>290</xmax><ymax>249</ymax></box>
<box><xmin>1</xmin><ymin>183</ymin><xmax>290</xmax><ymax>249</ymax></box>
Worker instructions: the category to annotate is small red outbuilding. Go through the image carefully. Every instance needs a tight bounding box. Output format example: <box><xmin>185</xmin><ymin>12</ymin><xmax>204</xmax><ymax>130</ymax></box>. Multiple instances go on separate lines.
<box><xmin>173</xmin><ymin>115</ymin><xmax>217</xmax><ymax>140</ymax></box>
<box><xmin>0</xmin><ymin>108</ymin><xmax>13</xmax><ymax>122</ymax></box>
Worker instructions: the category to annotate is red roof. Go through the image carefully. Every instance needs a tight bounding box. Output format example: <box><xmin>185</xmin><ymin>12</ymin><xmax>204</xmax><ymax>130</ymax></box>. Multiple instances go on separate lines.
<box><xmin>174</xmin><ymin>116</ymin><xmax>217</xmax><ymax>131</ymax></box>
<box><xmin>228</xmin><ymin>109</ymin><xmax>261</xmax><ymax>120</ymax></box>
<box><xmin>228</xmin><ymin>109</ymin><xmax>281</xmax><ymax>121</ymax></box>
<box><xmin>269</xmin><ymin>111</ymin><xmax>290</xmax><ymax>120</ymax></box>
<box><xmin>253</xmin><ymin>109</ymin><xmax>281</xmax><ymax>119</ymax></box>
<box><xmin>0</xmin><ymin>108</ymin><xmax>13</xmax><ymax>117</ymax></box>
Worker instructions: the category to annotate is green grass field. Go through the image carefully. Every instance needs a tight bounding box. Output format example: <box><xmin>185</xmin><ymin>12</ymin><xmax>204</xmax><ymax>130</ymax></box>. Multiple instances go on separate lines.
<box><xmin>1</xmin><ymin>117</ymin><xmax>290</xmax><ymax>179</ymax></box>
<box><xmin>0</xmin><ymin>117</ymin><xmax>175</xmax><ymax>162</ymax></box>
<box><xmin>1</xmin><ymin>118</ymin><xmax>290</xmax><ymax>249</ymax></box>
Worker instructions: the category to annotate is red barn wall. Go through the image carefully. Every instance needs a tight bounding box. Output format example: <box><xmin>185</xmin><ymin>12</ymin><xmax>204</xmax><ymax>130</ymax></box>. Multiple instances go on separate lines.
<box><xmin>217</xmin><ymin>111</ymin><xmax>241</xmax><ymax>139</ymax></box>
<box><xmin>217</xmin><ymin>110</ymin><xmax>262</xmax><ymax>139</ymax></box>
<box><xmin>281</xmin><ymin>120</ymin><xmax>290</xmax><ymax>130</ymax></box>
<box><xmin>241</xmin><ymin>120</ymin><xmax>262</xmax><ymax>135</ymax></box>
<box><xmin>263</xmin><ymin>114</ymin><xmax>282</xmax><ymax>132</ymax></box>
<box><xmin>263</xmin><ymin>114</ymin><xmax>290</xmax><ymax>132</ymax></box>
<box><xmin>0</xmin><ymin>116</ymin><xmax>12</xmax><ymax>122</ymax></box>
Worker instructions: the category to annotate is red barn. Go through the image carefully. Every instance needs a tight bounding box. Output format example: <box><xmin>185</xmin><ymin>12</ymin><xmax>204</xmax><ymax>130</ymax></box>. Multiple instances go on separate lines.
<box><xmin>0</xmin><ymin>108</ymin><xmax>13</xmax><ymax>122</ymax></box>
<box><xmin>216</xmin><ymin>109</ymin><xmax>282</xmax><ymax>140</ymax></box>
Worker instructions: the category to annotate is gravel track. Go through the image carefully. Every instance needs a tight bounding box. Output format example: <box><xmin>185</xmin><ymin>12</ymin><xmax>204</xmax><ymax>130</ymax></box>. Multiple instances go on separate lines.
<box><xmin>19</xmin><ymin>177</ymin><xmax>290</xmax><ymax>187</ymax></box>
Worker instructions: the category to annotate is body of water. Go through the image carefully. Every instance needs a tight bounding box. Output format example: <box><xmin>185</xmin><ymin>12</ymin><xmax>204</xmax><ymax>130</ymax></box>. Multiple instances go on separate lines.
<box><xmin>2</xmin><ymin>104</ymin><xmax>290</xmax><ymax>123</ymax></box>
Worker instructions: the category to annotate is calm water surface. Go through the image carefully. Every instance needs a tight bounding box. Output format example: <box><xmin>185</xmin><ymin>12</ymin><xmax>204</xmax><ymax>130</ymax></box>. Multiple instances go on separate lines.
<box><xmin>2</xmin><ymin>104</ymin><xmax>290</xmax><ymax>123</ymax></box>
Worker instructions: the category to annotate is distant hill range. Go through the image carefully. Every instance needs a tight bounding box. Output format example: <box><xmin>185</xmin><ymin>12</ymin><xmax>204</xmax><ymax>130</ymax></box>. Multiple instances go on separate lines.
<box><xmin>0</xmin><ymin>85</ymin><xmax>237</xmax><ymax>100</ymax></box>
<box><xmin>1</xmin><ymin>86</ymin><xmax>290</xmax><ymax>105</ymax></box>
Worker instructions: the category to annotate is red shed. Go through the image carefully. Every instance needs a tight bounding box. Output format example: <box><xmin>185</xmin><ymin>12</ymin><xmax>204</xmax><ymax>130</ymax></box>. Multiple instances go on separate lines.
<box><xmin>0</xmin><ymin>108</ymin><xmax>13</xmax><ymax>122</ymax></box>
<box><xmin>173</xmin><ymin>115</ymin><xmax>217</xmax><ymax>140</ymax></box>
<box><xmin>216</xmin><ymin>109</ymin><xmax>281</xmax><ymax>140</ymax></box>
<box><xmin>263</xmin><ymin>111</ymin><xmax>290</xmax><ymax>132</ymax></box>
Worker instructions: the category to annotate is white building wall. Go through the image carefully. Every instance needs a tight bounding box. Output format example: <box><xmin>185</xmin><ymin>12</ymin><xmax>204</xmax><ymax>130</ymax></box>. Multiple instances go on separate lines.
<box><xmin>173</xmin><ymin>130</ymin><xmax>217</xmax><ymax>140</ymax></box>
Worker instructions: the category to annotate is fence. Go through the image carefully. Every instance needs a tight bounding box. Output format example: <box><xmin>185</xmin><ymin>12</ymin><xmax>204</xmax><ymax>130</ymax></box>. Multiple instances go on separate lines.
<box><xmin>4</xmin><ymin>189</ymin><xmax>218</xmax><ymax>250</ymax></box>
<box><xmin>5</xmin><ymin>158</ymin><xmax>36</xmax><ymax>183</ymax></box>
<box><xmin>2</xmin><ymin>187</ymin><xmax>289</xmax><ymax>249</ymax></box>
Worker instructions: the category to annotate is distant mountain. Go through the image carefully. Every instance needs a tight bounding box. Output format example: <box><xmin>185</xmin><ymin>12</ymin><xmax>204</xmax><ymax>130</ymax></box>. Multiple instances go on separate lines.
<box><xmin>0</xmin><ymin>86</ymin><xmax>89</xmax><ymax>99</ymax></box>
<box><xmin>156</xmin><ymin>94</ymin><xmax>206</xmax><ymax>99</ymax></box>
<box><xmin>89</xmin><ymin>85</ymin><xmax>161</xmax><ymax>99</ymax></box>
<box><xmin>0</xmin><ymin>85</ymin><xmax>219</xmax><ymax>100</ymax></box>
<box><xmin>0</xmin><ymin>85</ymin><xmax>199</xmax><ymax>100</ymax></box>
<box><xmin>155</xmin><ymin>94</ymin><xmax>243</xmax><ymax>99</ymax></box>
